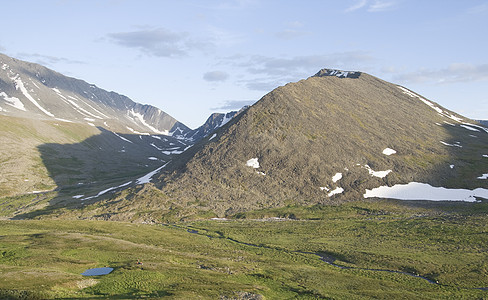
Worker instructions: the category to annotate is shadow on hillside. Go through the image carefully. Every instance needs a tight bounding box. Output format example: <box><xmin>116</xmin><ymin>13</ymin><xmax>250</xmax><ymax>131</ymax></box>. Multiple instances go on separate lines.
<box><xmin>11</xmin><ymin>126</ymin><xmax>183</xmax><ymax>219</ymax></box>
<box><xmin>11</xmin><ymin>119</ymin><xmax>488</xmax><ymax>220</ymax></box>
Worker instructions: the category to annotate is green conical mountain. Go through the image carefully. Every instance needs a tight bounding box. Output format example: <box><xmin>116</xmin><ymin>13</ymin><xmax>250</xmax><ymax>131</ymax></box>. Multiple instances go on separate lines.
<box><xmin>83</xmin><ymin>69</ymin><xmax>487</xmax><ymax>221</ymax></box>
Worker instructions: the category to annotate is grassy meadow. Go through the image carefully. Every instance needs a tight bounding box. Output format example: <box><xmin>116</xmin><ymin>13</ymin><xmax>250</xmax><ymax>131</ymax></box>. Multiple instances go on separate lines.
<box><xmin>0</xmin><ymin>200</ymin><xmax>487</xmax><ymax>299</ymax></box>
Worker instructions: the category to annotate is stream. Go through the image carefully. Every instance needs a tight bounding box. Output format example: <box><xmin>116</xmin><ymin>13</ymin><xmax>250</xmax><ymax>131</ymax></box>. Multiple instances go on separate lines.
<box><xmin>177</xmin><ymin>225</ymin><xmax>487</xmax><ymax>291</ymax></box>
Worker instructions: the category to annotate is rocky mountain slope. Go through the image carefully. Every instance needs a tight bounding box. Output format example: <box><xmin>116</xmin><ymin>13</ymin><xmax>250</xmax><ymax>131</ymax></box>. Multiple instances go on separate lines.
<box><xmin>0</xmin><ymin>53</ymin><xmax>196</xmax><ymax>203</ymax></box>
<box><xmin>84</xmin><ymin>69</ymin><xmax>488</xmax><ymax>221</ymax></box>
<box><xmin>0</xmin><ymin>53</ymin><xmax>247</xmax><ymax>218</ymax></box>
<box><xmin>0</xmin><ymin>53</ymin><xmax>190</xmax><ymax>135</ymax></box>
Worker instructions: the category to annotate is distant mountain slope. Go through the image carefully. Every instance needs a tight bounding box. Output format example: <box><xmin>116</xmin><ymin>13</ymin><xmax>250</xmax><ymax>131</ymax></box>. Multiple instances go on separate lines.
<box><xmin>0</xmin><ymin>53</ymin><xmax>190</xmax><ymax>136</ymax></box>
<box><xmin>0</xmin><ymin>53</ymin><xmax>195</xmax><ymax>204</ymax></box>
<box><xmin>88</xmin><ymin>68</ymin><xmax>488</xmax><ymax>221</ymax></box>
<box><xmin>183</xmin><ymin>107</ymin><xmax>249</xmax><ymax>142</ymax></box>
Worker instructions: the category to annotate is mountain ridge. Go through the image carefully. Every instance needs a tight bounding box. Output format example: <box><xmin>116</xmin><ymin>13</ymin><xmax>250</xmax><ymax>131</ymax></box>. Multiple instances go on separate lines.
<box><xmin>1</xmin><ymin>54</ymin><xmax>487</xmax><ymax>222</ymax></box>
<box><xmin>90</xmin><ymin>69</ymin><xmax>488</xmax><ymax>221</ymax></box>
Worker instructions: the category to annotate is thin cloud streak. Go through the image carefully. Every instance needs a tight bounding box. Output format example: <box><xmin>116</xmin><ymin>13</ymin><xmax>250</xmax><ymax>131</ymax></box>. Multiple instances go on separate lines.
<box><xmin>212</xmin><ymin>99</ymin><xmax>256</xmax><ymax>110</ymax></box>
<box><xmin>203</xmin><ymin>71</ymin><xmax>229</xmax><ymax>82</ymax></box>
<box><xmin>107</xmin><ymin>28</ymin><xmax>213</xmax><ymax>58</ymax></box>
<box><xmin>368</xmin><ymin>1</ymin><xmax>397</xmax><ymax>12</ymax></box>
<box><xmin>17</xmin><ymin>53</ymin><xmax>86</xmax><ymax>65</ymax></box>
<box><xmin>345</xmin><ymin>0</ymin><xmax>367</xmax><ymax>12</ymax></box>
<box><xmin>394</xmin><ymin>63</ymin><xmax>488</xmax><ymax>84</ymax></box>
<box><xmin>345</xmin><ymin>0</ymin><xmax>398</xmax><ymax>13</ymax></box>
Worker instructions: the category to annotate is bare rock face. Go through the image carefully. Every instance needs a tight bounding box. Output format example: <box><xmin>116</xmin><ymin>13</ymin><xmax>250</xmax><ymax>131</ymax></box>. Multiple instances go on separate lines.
<box><xmin>313</xmin><ymin>68</ymin><xmax>361</xmax><ymax>78</ymax></box>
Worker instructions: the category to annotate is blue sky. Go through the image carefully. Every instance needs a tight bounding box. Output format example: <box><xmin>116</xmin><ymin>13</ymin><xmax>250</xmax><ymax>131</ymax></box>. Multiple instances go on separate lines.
<box><xmin>1</xmin><ymin>0</ymin><xmax>487</xmax><ymax>128</ymax></box>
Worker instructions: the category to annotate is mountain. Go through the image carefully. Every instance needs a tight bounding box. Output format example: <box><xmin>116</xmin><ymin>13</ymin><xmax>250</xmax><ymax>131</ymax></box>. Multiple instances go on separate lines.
<box><xmin>0</xmin><ymin>53</ymin><xmax>196</xmax><ymax>203</ymax></box>
<box><xmin>80</xmin><ymin>68</ymin><xmax>488</xmax><ymax>221</ymax></box>
<box><xmin>0</xmin><ymin>53</ymin><xmax>190</xmax><ymax>135</ymax></box>
<box><xmin>477</xmin><ymin>120</ymin><xmax>488</xmax><ymax>127</ymax></box>
<box><xmin>182</xmin><ymin>107</ymin><xmax>249</xmax><ymax>142</ymax></box>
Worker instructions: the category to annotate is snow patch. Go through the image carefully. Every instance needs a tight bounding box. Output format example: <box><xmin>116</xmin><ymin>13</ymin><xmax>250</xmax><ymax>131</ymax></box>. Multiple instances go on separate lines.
<box><xmin>460</xmin><ymin>124</ymin><xmax>480</xmax><ymax>132</ymax></box>
<box><xmin>136</xmin><ymin>162</ymin><xmax>169</xmax><ymax>184</ymax></box>
<box><xmin>112</xmin><ymin>132</ymin><xmax>133</xmax><ymax>144</ymax></box>
<box><xmin>126</xmin><ymin>126</ymin><xmax>150</xmax><ymax>135</ymax></box>
<box><xmin>364</xmin><ymin>182</ymin><xmax>488</xmax><ymax>202</ymax></box>
<box><xmin>246</xmin><ymin>158</ymin><xmax>260</xmax><ymax>169</ymax></box>
<box><xmin>462</xmin><ymin>122</ymin><xmax>488</xmax><ymax>134</ymax></box>
<box><xmin>332</xmin><ymin>172</ymin><xmax>342</xmax><ymax>183</ymax></box>
<box><xmin>72</xmin><ymin>195</ymin><xmax>84</xmax><ymax>199</ymax></box>
<box><xmin>150</xmin><ymin>143</ymin><xmax>163</xmax><ymax>151</ymax></box>
<box><xmin>450</xmin><ymin>165</ymin><xmax>455</xmax><ymax>169</ymax></box>
<box><xmin>13</xmin><ymin>75</ymin><xmax>55</xmax><ymax>117</ymax></box>
<box><xmin>0</xmin><ymin>91</ymin><xmax>25</xmax><ymax>111</ymax></box>
<box><xmin>209</xmin><ymin>133</ymin><xmax>217</xmax><ymax>141</ymax></box>
<box><xmin>440</xmin><ymin>141</ymin><xmax>462</xmax><ymax>148</ymax></box>
<box><xmin>82</xmin><ymin>181</ymin><xmax>132</xmax><ymax>201</ymax></box>
<box><xmin>320</xmin><ymin>186</ymin><xmax>330</xmax><ymax>191</ymax></box>
<box><xmin>327</xmin><ymin>187</ymin><xmax>344</xmax><ymax>197</ymax></box>
<box><xmin>129</xmin><ymin>109</ymin><xmax>169</xmax><ymax>135</ymax></box>
<box><xmin>363</xmin><ymin>165</ymin><xmax>392</xmax><ymax>178</ymax></box>
<box><xmin>382</xmin><ymin>148</ymin><xmax>397</xmax><ymax>156</ymax></box>
<box><xmin>220</xmin><ymin>114</ymin><xmax>233</xmax><ymax>127</ymax></box>
<box><xmin>483</xmin><ymin>155</ymin><xmax>488</xmax><ymax>158</ymax></box>
<box><xmin>148</xmin><ymin>157</ymin><xmax>159</xmax><ymax>160</ymax></box>
<box><xmin>398</xmin><ymin>86</ymin><xmax>464</xmax><ymax>123</ymax></box>
<box><xmin>478</xmin><ymin>174</ymin><xmax>488</xmax><ymax>180</ymax></box>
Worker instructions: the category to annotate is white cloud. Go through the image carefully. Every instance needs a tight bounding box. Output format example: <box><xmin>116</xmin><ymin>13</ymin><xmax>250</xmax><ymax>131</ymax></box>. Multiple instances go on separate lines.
<box><xmin>394</xmin><ymin>63</ymin><xmax>488</xmax><ymax>84</ymax></box>
<box><xmin>368</xmin><ymin>1</ymin><xmax>397</xmax><ymax>12</ymax></box>
<box><xmin>467</xmin><ymin>3</ymin><xmax>488</xmax><ymax>14</ymax></box>
<box><xmin>274</xmin><ymin>29</ymin><xmax>309</xmax><ymax>40</ymax></box>
<box><xmin>203</xmin><ymin>71</ymin><xmax>229</xmax><ymax>82</ymax></box>
<box><xmin>345</xmin><ymin>0</ymin><xmax>368</xmax><ymax>12</ymax></box>
<box><xmin>212</xmin><ymin>100</ymin><xmax>256</xmax><ymax>110</ymax></box>
<box><xmin>220</xmin><ymin>52</ymin><xmax>373</xmax><ymax>92</ymax></box>
<box><xmin>107</xmin><ymin>27</ymin><xmax>213</xmax><ymax>57</ymax></box>
<box><xmin>345</xmin><ymin>0</ymin><xmax>398</xmax><ymax>13</ymax></box>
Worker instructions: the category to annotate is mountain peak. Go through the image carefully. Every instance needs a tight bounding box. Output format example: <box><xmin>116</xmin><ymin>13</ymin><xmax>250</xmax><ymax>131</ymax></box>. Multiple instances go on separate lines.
<box><xmin>313</xmin><ymin>68</ymin><xmax>361</xmax><ymax>79</ymax></box>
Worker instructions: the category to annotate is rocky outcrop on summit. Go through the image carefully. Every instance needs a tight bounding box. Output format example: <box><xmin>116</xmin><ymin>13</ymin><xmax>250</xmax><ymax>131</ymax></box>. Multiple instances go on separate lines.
<box><xmin>313</xmin><ymin>68</ymin><xmax>361</xmax><ymax>78</ymax></box>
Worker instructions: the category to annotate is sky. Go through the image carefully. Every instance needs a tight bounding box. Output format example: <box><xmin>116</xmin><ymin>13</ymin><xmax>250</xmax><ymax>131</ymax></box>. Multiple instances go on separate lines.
<box><xmin>1</xmin><ymin>0</ymin><xmax>487</xmax><ymax>128</ymax></box>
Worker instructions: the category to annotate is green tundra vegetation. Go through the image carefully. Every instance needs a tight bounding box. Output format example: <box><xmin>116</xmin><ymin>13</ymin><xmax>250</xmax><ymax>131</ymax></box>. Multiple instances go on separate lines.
<box><xmin>0</xmin><ymin>199</ymin><xmax>487</xmax><ymax>299</ymax></box>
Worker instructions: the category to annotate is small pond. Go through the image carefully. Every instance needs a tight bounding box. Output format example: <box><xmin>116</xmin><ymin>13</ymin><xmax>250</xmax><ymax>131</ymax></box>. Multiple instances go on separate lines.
<box><xmin>81</xmin><ymin>267</ymin><xmax>114</xmax><ymax>276</ymax></box>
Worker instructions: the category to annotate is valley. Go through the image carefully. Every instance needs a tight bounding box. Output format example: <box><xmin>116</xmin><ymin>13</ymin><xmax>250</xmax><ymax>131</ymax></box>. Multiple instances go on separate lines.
<box><xmin>0</xmin><ymin>200</ymin><xmax>487</xmax><ymax>299</ymax></box>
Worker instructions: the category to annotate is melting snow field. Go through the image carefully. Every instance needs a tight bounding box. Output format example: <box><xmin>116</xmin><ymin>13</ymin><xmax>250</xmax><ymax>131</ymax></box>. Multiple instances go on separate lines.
<box><xmin>364</xmin><ymin>182</ymin><xmax>488</xmax><ymax>202</ymax></box>
<box><xmin>13</xmin><ymin>76</ymin><xmax>55</xmax><ymax>117</ymax></box>
<box><xmin>382</xmin><ymin>148</ymin><xmax>396</xmax><ymax>155</ymax></box>
<box><xmin>82</xmin><ymin>181</ymin><xmax>132</xmax><ymax>201</ymax></box>
<box><xmin>136</xmin><ymin>162</ymin><xmax>170</xmax><ymax>184</ymax></box>
<box><xmin>363</xmin><ymin>165</ymin><xmax>391</xmax><ymax>178</ymax></box>
<box><xmin>129</xmin><ymin>109</ymin><xmax>169</xmax><ymax>135</ymax></box>
<box><xmin>0</xmin><ymin>91</ymin><xmax>25</xmax><ymax>110</ymax></box>
<box><xmin>332</xmin><ymin>173</ymin><xmax>342</xmax><ymax>182</ymax></box>
<box><xmin>246</xmin><ymin>158</ymin><xmax>260</xmax><ymax>169</ymax></box>
<box><xmin>440</xmin><ymin>141</ymin><xmax>462</xmax><ymax>148</ymax></box>
<box><xmin>328</xmin><ymin>187</ymin><xmax>344</xmax><ymax>197</ymax></box>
